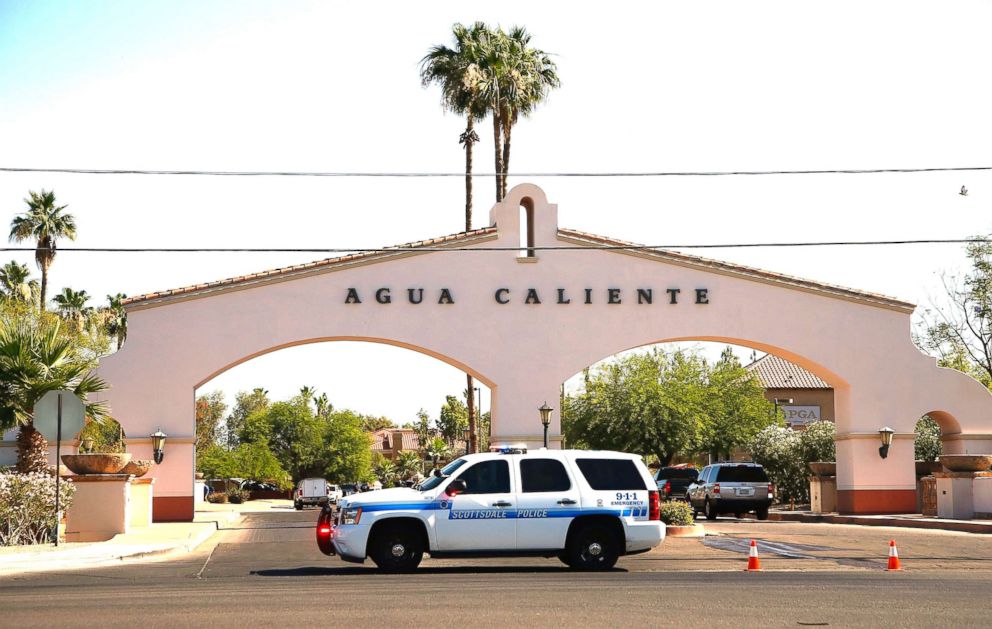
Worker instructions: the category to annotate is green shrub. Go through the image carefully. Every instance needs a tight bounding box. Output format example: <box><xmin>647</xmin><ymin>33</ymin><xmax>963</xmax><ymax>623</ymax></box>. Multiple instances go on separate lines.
<box><xmin>660</xmin><ymin>500</ymin><xmax>695</xmax><ymax>526</ymax></box>
<box><xmin>227</xmin><ymin>488</ymin><xmax>250</xmax><ymax>504</ymax></box>
<box><xmin>0</xmin><ymin>472</ymin><xmax>76</xmax><ymax>545</ymax></box>
<box><xmin>915</xmin><ymin>416</ymin><xmax>942</xmax><ymax>462</ymax></box>
<box><xmin>206</xmin><ymin>491</ymin><xmax>228</xmax><ymax>504</ymax></box>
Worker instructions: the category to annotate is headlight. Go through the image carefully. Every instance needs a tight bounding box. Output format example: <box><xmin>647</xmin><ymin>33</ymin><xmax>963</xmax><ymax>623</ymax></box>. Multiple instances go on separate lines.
<box><xmin>340</xmin><ymin>506</ymin><xmax>363</xmax><ymax>525</ymax></box>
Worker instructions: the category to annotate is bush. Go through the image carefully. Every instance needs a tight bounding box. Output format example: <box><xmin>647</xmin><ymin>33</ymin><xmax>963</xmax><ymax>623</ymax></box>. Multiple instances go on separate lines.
<box><xmin>206</xmin><ymin>492</ymin><xmax>228</xmax><ymax>504</ymax></box>
<box><xmin>799</xmin><ymin>421</ymin><xmax>836</xmax><ymax>465</ymax></box>
<box><xmin>915</xmin><ymin>416</ymin><xmax>942</xmax><ymax>462</ymax></box>
<box><xmin>0</xmin><ymin>472</ymin><xmax>76</xmax><ymax>546</ymax></box>
<box><xmin>226</xmin><ymin>488</ymin><xmax>250</xmax><ymax>504</ymax></box>
<box><xmin>660</xmin><ymin>500</ymin><xmax>694</xmax><ymax>526</ymax></box>
<box><xmin>748</xmin><ymin>425</ymin><xmax>807</xmax><ymax>503</ymax></box>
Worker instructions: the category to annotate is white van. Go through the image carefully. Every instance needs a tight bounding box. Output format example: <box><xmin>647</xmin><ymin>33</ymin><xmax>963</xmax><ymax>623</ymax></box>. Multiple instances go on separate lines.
<box><xmin>295</xmin><ymin>478</ymin><xmax>329</xmax><ymax>510</ymax></box>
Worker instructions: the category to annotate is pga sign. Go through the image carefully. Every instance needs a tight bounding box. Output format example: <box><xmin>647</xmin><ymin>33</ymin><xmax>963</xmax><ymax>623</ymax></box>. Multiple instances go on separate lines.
<box><xmin>782</xmin><ymin>405</ymin><xmax>821</xmax><ymax>426</ymax></box>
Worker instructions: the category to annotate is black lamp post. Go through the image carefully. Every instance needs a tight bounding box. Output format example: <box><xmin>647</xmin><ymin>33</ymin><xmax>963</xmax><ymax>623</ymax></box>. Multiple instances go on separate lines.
<box><xmin>539</xmin><ymin>402</ymin><xmax>553</xmax><ymax>448</ymax></box>
<box><xmin>878</xmin><ymin>426</ymin><xmax>895</xmax><ymax>459</ymax></box>
<box><xmin>462</xmin><ymin>428</ymin><xmax>471</xmax><ymax>456</ymax></box>
<box><xmin>151</xmin><ymin>428</ymin><xmax>167</xmax><ymax>464</ymax></box>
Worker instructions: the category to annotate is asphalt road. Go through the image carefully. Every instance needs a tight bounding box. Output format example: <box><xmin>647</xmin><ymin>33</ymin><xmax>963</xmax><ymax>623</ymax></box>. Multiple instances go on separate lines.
<box><xmin>2</xmin><ymin>510</ymin><xmax>992</xmax><ymax>628</ymax></box>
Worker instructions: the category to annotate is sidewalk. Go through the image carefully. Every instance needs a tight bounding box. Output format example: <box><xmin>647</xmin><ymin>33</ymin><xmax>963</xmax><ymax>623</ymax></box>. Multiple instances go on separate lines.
<box><xmin>0</xmin><ymin>499</ymin><xmax>292</xmax><ymax>577</ymax></box>
<box><xmin>769</xmin><ymin>509</ymin><xmax>992</xmax><ymax>534</ymax></box>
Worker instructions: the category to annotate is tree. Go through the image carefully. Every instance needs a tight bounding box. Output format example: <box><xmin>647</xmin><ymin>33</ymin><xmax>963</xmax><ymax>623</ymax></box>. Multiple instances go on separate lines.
<box><xmin>564</xmin><ymin>350</ymin><xmax>708</xmax><ymax>465</ymax></box>
<box><xmin>395</xmin><ymin>450</ymin><xmax>422</xmax><ymax>480</ymax></box>
<box><xmin>314</xmin><ymin>392</ymin><xmax>332</xmax><ymax>418</ymax></box>
<box><xmin>915</xmin><ymin>416</ymin><xmax>942</xmax><ymax>462</ymax></box>
<box><xmin>437</xmin><ymin>395</ymin><xmax>468</xmax><ymax>445</ymax></box>
<box><xmin>102</xmin><ymin>293</ymin><xmax>127</xmax><ymax>350</ymax></box>
<box><xmin>702</xmin><ymin>347</ymin><xmax>777</xmax><ymax>460</ymax></box>
<box><xmin>371</xmin><ymin>453</ymin><xmax>398</xmax><ymax>488</ymax></box>
<box><xmin>52</xmin><ymin>287</ymin><xmax>93</xmax><ymax>332</ymax></box>
<box><xmin>360</xmin><ymin>414</ymin><xmax>396</xmax><ymax>432</ymax></box>
<box><xmin>8</xmin><ymin>190</ymin><xmax>77</xmax><ymax>310</ymax></box>
<box><xmin>424</xmin><ymin>436</ymin><xmax>452</xmax><ymax>470</ymax></box>
<box><xmin>195</xmin><ymin>391</ymin><xmax>227</xmax><ymax>461</ymax></box>
<box><xmin>225</xmin><ymin>388</ymin><xmax>269</xmax><ymax>449</ymax></box>
<box><xmin>799</xmin><ymin>421</ymin><xmax>836</xmax><ymax>465</ymax></box>
<box><xmin>747</xmin><ymin>425</ymin><xmax>807</xmax><ymax>503</ymax></box>
<box><xmin>0</xmin><ymin>260</ymin><xmax>38</xmax><ymax>305</ymax></box>
<box><xmin>233</xmin><ymin>441</ymin><xmax>290</xmax><ymax>488</ymax></box>
<box><xmin>916</xmin><ymin>237</ymin><xmax>992</xmax><ymax>387</ymax></box>
<box><xmin>321</xmin><ymin>409</ymin><xmax>373</xmax><ymax>483</ymax></box>
<box><xmin>240</xmin><ymin>396</ymin><xmax>323</xmax><ymax>482</ymax></box>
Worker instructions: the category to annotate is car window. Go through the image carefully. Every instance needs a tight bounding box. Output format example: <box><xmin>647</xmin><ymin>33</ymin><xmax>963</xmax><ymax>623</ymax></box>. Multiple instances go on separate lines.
<box><xmin>520</xmin><ymin>459</ymin><xmax>572</xmax><ymax>493</ymax></box>
<box><xmin>575</xmin><ymin>459</ymin><xmax>647</xmax><ymax>491</ymax></box>
<box><xmin>716</xmin><ymin>465</ymin><xmax>769</xmax><ymax>483</ymax></box>
<box><xmin>419</xmin><ymin>458</ymin><xmax>468</xmax><ymax>492</ymax></box>
<box><xmin>456</xmin><ymin>460</ymin><xmax>511</xmax><ymax>494</ymax></box>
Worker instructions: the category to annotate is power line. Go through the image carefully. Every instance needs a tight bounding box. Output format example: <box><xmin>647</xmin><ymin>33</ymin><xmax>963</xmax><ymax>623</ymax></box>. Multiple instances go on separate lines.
<box><xmin>2</xmin><ymin>166</ymin><xmax>991</xmax><ymax>178</ymax></box>
<box><xmin>0</xmin><ymin>239</ymin><xmax>985</xmax><ymax>254</ymax></box>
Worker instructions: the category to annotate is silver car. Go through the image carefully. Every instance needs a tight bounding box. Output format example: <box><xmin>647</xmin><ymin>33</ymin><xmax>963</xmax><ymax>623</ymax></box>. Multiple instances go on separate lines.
<box><xmin>687</xmin><ymin>463</ymin><xmax>773</xmax><ymax>520</ymax></box>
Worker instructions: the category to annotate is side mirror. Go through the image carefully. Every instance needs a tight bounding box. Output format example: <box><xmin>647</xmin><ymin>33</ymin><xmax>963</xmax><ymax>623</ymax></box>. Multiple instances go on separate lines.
<box><xmin>433</xmin><ymin>468</ymin><xmax>443</xmax><ymax>478</ymax></box>
<box><xmin>446</xmin><ymin>479</ymin><xmax>467</xmax><ymax>496</ymax></box>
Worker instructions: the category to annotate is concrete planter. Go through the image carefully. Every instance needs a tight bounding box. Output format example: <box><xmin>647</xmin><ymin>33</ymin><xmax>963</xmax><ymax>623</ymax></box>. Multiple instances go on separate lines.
<box><xmin>808</xmin><ymin>462</ymin><xmax>836</xmax><ymax>477</ymax></box>
<box><xmin>61</xmin><ymin>453</ymin><xmax>132</xmax><ymax>475</ymax></box>
<box><xmin>940</xmin><ymin>454</ymin><xmax>992</xmax><ymax>472</ymax></box>
<box><xmin>120</xmin><ymin>460</ymin><xmax>152</xmax><ymax>477</ymax></box>
<box><xmin>915</xmin><ymin>460</ymin><xmax>942</xmax><ymax>476</ymax></box>
<box><xmin>666</xmin><ymin>524</ymin><xmax>705</xmax><ymax>538</ymax></box>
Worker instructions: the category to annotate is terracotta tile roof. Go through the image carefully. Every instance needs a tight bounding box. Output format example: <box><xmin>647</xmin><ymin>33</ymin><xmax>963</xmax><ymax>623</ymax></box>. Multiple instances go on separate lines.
<box><xmin>371</xmin><ymin>429</ymin><xmax>421</xmax><ymax>452</ymax></box>
<box><xmin>123</xmin><ymin>226</ymin><xmax>498</xmax><ymax>308</ymax></box>
<box><xmin>557</xmin><ymin>228</ymin><xmax>915</xmax><ymax>313</ymax></box>
<box><xmin>745</xmin><ymin>353</ymin><xmax>831</xmax><ymax>389</ymax></box>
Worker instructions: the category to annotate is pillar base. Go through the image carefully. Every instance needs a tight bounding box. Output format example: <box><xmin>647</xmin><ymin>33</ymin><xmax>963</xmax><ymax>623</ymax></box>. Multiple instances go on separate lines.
<box><xmin>837</xmin><ymin>489</ymin><xmax>916</xmax><ymax>514</ymax></box>
<box><xmin>153</xmin><ymin>495</ymin><xmax>194</xmax><ymax>522</ymax></box>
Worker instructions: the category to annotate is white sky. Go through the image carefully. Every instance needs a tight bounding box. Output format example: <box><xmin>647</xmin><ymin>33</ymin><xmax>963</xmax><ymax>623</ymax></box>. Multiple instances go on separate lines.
<box><xmin>2</xmin><ymin>1</ymin><xmax>991</xmax><ymax>424</ymax></box>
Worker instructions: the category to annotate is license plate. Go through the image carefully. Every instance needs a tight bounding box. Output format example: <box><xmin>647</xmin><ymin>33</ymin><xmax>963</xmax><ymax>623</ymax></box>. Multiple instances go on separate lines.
<box><xmin>737</xmin><ymin>488</ymin><xmax>754</xmax><ymax>496</ymax></box>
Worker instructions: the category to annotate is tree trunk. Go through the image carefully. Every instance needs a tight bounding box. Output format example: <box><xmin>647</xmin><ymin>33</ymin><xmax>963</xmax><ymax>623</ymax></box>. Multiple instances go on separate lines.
<box><xmin>39</xmin><ymin>262</ymin><xmax>48</xmax><ymax>311</ymax></box>
<box><xmin>492</xmin><ymin>114</ymin><xmax>503</xmax><ymax>202</ymax></box>
<box><xmin>466</xmin><ymin>374</ymin><xmax>477</xmax><ymax>455</ymax></box>
<box><xmin>464</xmin><ymin>118</ymin><xmax>474</xmax><ymax>231</ymax></box>
<box><xmin>501</xmin><ymin>111</ymin><xmax>513</xmax><ymax>198</ymax></box>
<box><xmin>16</xmin><ymin>423</ymin><xmax>51</xmax><ymax>475</ymax></box>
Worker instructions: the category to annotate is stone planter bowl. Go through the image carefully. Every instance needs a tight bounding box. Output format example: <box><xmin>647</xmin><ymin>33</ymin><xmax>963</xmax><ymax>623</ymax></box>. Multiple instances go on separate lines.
<box><xmin>120</xmin><ymin>459</ymin><xmax>152</xmax><ymax>477</ymax></box>
<box><xmin>60</xmin><ymin>453</ymin><xmax>132</xmax><ymax>475</ymax></box>
<box><xmin>939</xmin><ymin>454</ymin><xmax>992</xmax><ymax>472</ymax></box>
<box><xmin>808</xmin><ymin>462</ymin><xmax>836</xmax><ymax>477</ymax></box>
<box><xmin>915</xmin><ymin>460</ymin><xmax>942</xmax><ymax>476</ymax></box>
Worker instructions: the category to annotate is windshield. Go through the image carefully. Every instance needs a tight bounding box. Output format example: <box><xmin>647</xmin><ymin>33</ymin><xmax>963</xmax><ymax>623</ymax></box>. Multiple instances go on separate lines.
<box><xmin>418</xmin><ymin>458</ymin><xmax>468</xmax><ymax>492</ymax></box>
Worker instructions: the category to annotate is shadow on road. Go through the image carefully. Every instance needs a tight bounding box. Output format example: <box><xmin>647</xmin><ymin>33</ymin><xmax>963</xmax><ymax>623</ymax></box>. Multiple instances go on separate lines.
<box><xmin>251</xmin><ymin>565</ymin><xmax>628</xmax><ymax>577</ymax></box>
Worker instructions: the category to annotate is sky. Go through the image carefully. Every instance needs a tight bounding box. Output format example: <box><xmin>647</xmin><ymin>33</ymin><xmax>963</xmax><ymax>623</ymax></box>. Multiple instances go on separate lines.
<box><xmin>2</xmin><ymin>1</ymin><xmax>991</xmax><ymax>425</ymax></box>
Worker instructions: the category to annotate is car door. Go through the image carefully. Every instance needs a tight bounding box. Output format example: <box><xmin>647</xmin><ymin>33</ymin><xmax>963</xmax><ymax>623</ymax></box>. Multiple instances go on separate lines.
<box><xmin>435</xmin><ymin>458</ymin><xmax>516</xmax><ymax>551</ymax></box>
<box><xmin>514</xmin><ymin>457</ymin><xmax>580</xmax><ymax>550</ymax></box>
<box><xmin>691</xmin><ymin>467</ymin><xmax>711</xmax><ymax>508</ymax></box>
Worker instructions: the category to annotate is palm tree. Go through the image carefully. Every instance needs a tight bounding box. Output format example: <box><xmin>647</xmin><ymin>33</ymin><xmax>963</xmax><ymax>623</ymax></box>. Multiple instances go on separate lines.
<box><xmin>52</xmin><ymin>287</ymin><xmax>93</xmax><ymax>332</ymax></box>
<box><xmin>425</xmin><ymin>436</ymin><xmax>453</xmax><ymax>471</ymax></box>
<box><xmin>314</xmin><ymin>392</ymin><xmax>332</xmax><ymax>418</ymax></box>
<box><xmin>8</xmin><ymin>190</ymin><xmax>77</xmax><ymax>310</ymax></box>
<box><xmin>371</xmin><ymin>454</ymin><xmax>398</xmax><ymax>488</ymax></box>
<box><xmin>0</xmin><ymin>260</ymin><xmax>39</xmax><ymax>305</ymax></box>
<box><xmin>103</xmin><ymin>293</ymin><xmax>127</xmax><ymax>350</ymax></box>
<box><xmin>395</xmin><ymin>450</ymin><xmax>422</xmax><ymax>480</ymax></box>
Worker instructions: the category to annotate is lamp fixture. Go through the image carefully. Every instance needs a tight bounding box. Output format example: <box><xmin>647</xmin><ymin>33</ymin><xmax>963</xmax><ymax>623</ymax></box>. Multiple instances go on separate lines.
<box><xmin>539</xmin><ymin>402</ymin><xmax>553</xmax><ymax>448</ymax></box>
<box><xmin>150</xmin><ymin>428</ymin><xmax>167</xmax><ymax>464</ymax></box>
<box><xmin>878</xmin><ymin>426</ymin><xmax>895</xmax><ymax>459</ymax></box>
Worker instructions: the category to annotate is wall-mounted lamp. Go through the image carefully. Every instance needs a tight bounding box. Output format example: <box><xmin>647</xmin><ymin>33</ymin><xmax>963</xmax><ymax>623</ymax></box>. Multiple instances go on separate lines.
<box><xmin>150</xmin><ymin>428</ymin><xmax>167</xmax><ymax>464</ymax></box>
<box><xmin>878</xmin><ymin>426</ymin><xmax>895</xmax><ymax>459</ymax></box>
<box><xmin>539</xmin><ymin>402</ymin><xmax>553</xmax><ymax>448</ymax></box>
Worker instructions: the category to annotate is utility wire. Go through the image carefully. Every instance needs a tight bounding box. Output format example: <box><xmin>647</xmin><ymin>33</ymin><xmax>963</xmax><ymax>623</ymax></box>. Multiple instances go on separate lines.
<box><xmin>2</xmin><ymin>166</ymin><xmax>991</xmax><ymax>177</ymax></box>
<box><xmin>0</xmin><ymin>239</ymin><xmax>986</xmax><ymax>254</ymax></box>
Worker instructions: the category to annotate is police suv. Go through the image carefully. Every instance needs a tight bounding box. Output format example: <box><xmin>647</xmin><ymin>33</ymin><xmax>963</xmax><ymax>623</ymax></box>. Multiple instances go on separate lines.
<box><xmin>315</xmin><ymin>448</ymin><xmax>665</xmax><ymax>572</ymax></box>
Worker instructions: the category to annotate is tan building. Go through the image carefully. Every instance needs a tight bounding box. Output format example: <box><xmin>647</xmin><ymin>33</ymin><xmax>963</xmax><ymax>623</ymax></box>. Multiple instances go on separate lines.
<box><xmin>747</xmin><ymin>354</ymin><xmax>835</xmax><ymax>427</ymax></box>
<box><xmin>371</xmin><ymin>428</ymin><xmax>467</xmax><ymax>460</ymax></box>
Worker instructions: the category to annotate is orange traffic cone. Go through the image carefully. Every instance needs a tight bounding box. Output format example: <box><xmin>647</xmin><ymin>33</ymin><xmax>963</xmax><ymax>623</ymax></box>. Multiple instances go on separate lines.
<box><xmin>745</xmin><ymin>539</ymin><xmax>762</xmax><ymax>571</ymax></box>
<box><xmin>886</xmin><ymin>539</ymin><xmax>902</xmax><ymax>571</ymax></box>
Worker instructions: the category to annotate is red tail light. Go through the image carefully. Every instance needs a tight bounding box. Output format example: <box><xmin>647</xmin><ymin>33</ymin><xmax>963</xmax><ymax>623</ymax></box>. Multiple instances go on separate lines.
<box><xmin>316</xmin><ymin>509</ymin><xmax>335</xmax><ymax>555</ymax></box>
<box><xmin>648</xmin><ymin>490</ymin><xmax>661</xmax><ymax>521</ymax></box>
<box><xmin>713</xmin><ymin>483</ymin><xmax>721</xmax><ymax>494</ymax></box>
<box><xmin>663</xmin><ymin>481</ymin><xmax>671</xmax><ymax>495</ymax></box>
<box><xmin>298</xmin><ymin>489</ymin><xmax>303</xmax><ymax>498</ymax></box>
<box><xmin>318</xmin><ymin>526</ymin><xmax>331</xmax><ymax>535</ymax></box>
<box><xmin>768</xmin><ymin>483</ymin><xmax>775</xmax><ymax>497</ymax></box>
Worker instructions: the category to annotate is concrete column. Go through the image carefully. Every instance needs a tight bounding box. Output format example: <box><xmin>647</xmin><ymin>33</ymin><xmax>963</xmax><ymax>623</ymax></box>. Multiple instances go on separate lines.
<box><xmin>836</xmin><ymin>433</ymin><xmax>917</xmax><ymax>514</ymax></box>
<box><xmin>488</xmin><ymin>373</ymin><xmax>563</xmax><ymax>450</ymax></box>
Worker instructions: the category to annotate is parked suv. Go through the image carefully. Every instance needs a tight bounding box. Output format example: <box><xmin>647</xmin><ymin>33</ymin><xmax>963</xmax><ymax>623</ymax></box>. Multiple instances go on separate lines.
<box><xmin>316</xmin><ymin>449</ymin><xmax>665</xmax><ymax>572</ymax></box>
<box><xmin>687</xmin><ymin>462</ymin><xmax>773</xmax><ymax>520</ymax></box>
<box><xmin>654</xmin><ymin>466</ymin><xmax>698</xmax><ymax>501</ymax></box>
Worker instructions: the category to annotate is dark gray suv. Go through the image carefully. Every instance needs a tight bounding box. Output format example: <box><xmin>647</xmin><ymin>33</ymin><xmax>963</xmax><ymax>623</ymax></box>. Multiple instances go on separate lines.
<box><xmin>687</xmin><ymin>463</ymin><xmax>773</xmax><ymax>520</ymax></box>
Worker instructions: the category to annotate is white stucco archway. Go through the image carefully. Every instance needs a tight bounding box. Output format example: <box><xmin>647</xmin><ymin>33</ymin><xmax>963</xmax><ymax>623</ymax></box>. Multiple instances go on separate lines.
<box><xmin>90</xmin><ymin>183</ymin><xmax>992</xmax><ymax>521</ymax></box>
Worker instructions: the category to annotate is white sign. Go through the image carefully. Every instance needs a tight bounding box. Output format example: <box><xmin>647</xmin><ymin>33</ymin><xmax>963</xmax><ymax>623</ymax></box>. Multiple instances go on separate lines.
<box><xmin>782</xmin><ymin>405</ymin><xmax>821</xmax><ymax>426</ymax></box>
<box><xmin>33</xmin><ymin>390</ymin><xmax>87</xmax><ymax>441</ymax></box>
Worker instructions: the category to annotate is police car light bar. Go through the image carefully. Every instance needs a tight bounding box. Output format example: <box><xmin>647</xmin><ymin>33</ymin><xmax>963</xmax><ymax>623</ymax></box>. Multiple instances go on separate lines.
<box><xmin>493</xmin><ymin>445</ymin><xmax>528</xmax><ymax>455</ymax></box>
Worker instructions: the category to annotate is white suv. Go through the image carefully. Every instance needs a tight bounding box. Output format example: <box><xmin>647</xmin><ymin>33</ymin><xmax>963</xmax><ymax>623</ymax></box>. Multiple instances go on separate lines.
<box><xmin>315</xmin><ymin>448</ymin><xmax>665</xmax><ymax>572</ymax></box>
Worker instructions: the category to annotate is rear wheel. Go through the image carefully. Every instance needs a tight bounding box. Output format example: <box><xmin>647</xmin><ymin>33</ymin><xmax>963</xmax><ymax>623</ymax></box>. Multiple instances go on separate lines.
<box><xmin>557</xmin><ymin>551</ymin><xmax>573</xmax><ymax>568</ymax></box>
<box><xmin>755</xmin><ymin>506</ymin><xmax>769</xmax><ymax>521</ymax></box>
<box><xmin>567</xmin><ymin>523</ymin><xmax>620</xmax><ymax>571</ymax></box>
<box><xmin>294</xmin><ymin>502</ymin><xmax>302</xmax><ymax>511</ymax></box>
<box><xmin>704</xmin><ymin>498</ymin><xmax>718</xmax><ymax>521</ymax></box>
<box><xmin>369</xmin><ymin>523</ymin><xmax>424</xmax><ymax>573</ymax></box>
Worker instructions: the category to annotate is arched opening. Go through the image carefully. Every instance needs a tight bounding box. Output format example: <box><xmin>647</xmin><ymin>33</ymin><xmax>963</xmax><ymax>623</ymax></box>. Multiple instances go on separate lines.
<box><xmin>77</xmin><ymin>417</ymin><xmax>126</xmax><ymax>453</ymax></box>
<box><xmin>192</xmin><ymin>339</ymin><xmax>493</xmax><ymax>499</ymax></box>
<box><xmin>913</xmin><ymin>411</ymin><xmax>960</xmax><ymax>514</ymax></box>
<box><xmin>519</xmin><ymin>196</ymin><xmax>535</xmax><ymax>257</ymax></box>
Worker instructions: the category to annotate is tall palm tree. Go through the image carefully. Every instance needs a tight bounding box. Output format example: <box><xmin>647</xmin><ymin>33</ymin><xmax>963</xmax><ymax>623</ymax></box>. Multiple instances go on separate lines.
<box><xmin>8</xmin><ymin>190</ymin><xmax>77</xmax><ymax>310</ymax></box>
<box><xmin>395</xmin><ymin>449</ymin><xmax>422</xmax><ymax>480</ymax></box>
<box><xmin>0</xmin><ymin>260</ymin><xmax>39</xmax><ymax>305</ymax></box>
<box><xmin>52</xmin><ymin>287</ymin><xmax>93</xmax><ymax>332</ymax></box>
<box><xmin>103</xmin><ymin>293</ymin><xmax>127</xmax><ymax>350</ymax></box>
<box><xmin>422</xmin><ymin>23</ymin><xmax>496</xmax><ymax>454</ymax></box>
<box><xmin>494</xmin><ymin>26</ymin><xmax>560</xmax><ymax>198</ymax></box>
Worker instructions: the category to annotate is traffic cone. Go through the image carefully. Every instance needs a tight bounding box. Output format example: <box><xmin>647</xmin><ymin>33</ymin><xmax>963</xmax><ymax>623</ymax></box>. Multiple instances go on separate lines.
<box><xmin>745</xmin><ymin>539</ymin><xmax>762</xmax><ymax>571</ymax></box>
<box><xmin>886</xmin><ymin>539</ymin><xmax>902</xmax><ymax>571</ymax></box>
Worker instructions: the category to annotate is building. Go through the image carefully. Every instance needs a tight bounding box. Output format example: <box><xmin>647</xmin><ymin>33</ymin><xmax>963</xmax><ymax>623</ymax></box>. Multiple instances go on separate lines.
<box><xmin>746</xmin><ymin>354</ymin><xmax>835</xmax><ymax>428</ymax></box>
<box><xmin>370</xmin><ymin>428</ymin><xmax>467</xmax><ymax>460</ymax></box>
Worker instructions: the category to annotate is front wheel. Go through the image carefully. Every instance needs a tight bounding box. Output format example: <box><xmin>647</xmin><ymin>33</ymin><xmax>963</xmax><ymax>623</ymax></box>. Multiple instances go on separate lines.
<box><xmin>369</xmin><ymin>523</ymin><xmax>424</xmax><ymax>573</ymax></box>
<box><xmin>567</xmin><ymin>523</ymin><xmax>620</xmax><ymax>571</ymax></box>
<box><xmin>294</xmin><ymin>502</ymin><xmax>302</xmax><ymax>511</ymax></box>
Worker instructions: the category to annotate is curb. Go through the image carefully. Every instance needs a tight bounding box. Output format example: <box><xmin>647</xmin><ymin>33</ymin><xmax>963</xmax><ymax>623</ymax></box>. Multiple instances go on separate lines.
<box><xmin>769</xmin><ymin>511</ymin><xmax>992</xmax><ymax>534</ymax></box>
